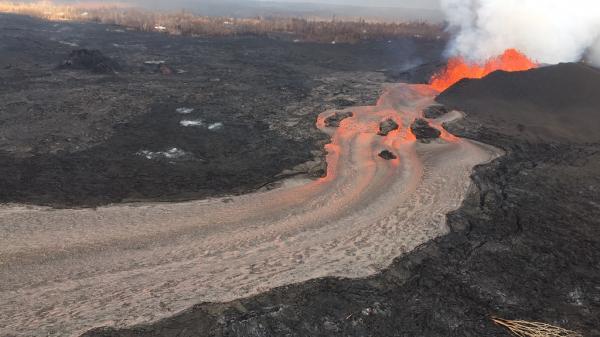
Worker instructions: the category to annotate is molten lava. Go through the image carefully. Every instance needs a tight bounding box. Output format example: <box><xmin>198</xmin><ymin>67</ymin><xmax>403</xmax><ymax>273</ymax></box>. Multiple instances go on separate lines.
<box><xmin>430</xmin><ymin>49</ymin><xmax>537</xmax><ymax>92</ymax></box>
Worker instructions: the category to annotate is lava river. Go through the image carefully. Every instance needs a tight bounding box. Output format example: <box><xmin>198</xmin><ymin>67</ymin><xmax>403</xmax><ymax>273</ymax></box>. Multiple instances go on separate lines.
<box><xmin>0</xmin><ymin>84</ymin><xmax>501</xmax><ymax>337</ymax></box>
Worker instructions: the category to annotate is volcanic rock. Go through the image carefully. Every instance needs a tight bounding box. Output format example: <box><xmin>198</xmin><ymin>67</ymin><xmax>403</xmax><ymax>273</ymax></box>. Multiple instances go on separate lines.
<box><xmin>331</xmin><ymin>97</ymin><xmax>356</xmax><ymax>107</ymax></box>
<box><xmin>410</xmin><ymin>118</ymin><xmax>441</xmax><ymax>141</ymax></box>
<box><xmin>307</xmin><ymin>160</ymin><xmax>327</xmax><ymax>177</ymax></box>
<box><xmin>377</xmin><ymin>118</ymin><xmax>399</xmax><ymax>136</ymax></box>
<box><xmin>324</xmin><ymin>111</ymin><xmax>354</xmax><ymax>127</ymax></box>
<box><xmin>277</xmin><ymin>158</ymin><xmax>327</xmax><ymax>178</ymax></box>
<box><xmin>378</xmin><ymin>150</ymin><xmax>397</xmax><ymax>160</ymax></box>
<box><xmin>422</xmin><ymin>104</ymin><xmax>448</xmax><ymax>119</ymax></box>
<box><xmin>437</xmin><ymin>62</ymin><xmax>600</xmax><ymax>143</ymax></box>
<box><xmin>141</xmin><ymin>61</ymin><xmax>176</xmax><ymax>75</ymax></box>
<box><xmin>59</xmin><ymin>49</ymin><xmax>119</xmax><ymax>74</ymax></box>
<box><xmin>159</xmin><ymin>64</ymin><xmax>174</xmax><ymax>75</ymax></box>
<box><xmin>385</xmin><ymin>61</ymin><xmax>445</xmax><ymax>84</ymax></box>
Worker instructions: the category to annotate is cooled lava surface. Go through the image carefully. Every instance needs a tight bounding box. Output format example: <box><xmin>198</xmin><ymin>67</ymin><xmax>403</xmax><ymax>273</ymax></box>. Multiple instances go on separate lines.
<box><xmin>0</xmin><ymin>13</ymin><xmax>445</xmax><ymax>207</ymax></box>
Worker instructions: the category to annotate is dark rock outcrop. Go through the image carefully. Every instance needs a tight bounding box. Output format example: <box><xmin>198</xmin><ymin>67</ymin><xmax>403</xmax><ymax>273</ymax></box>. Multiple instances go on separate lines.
<box><xmin>59</xmin><ymin>49</ymin><xmax>120</xmax><ymax>74</ymax></box>
<box><xmin>159</xmin><ymin>64</ymin><xmax>174</xmax><ymax>75</ymax></box>
<box><xmin>422</xmin><ymin>104</ymin><xmax>448</xmax><ymax>119</ymax></box>
<box><xmin>378</xmin><ymin>150</ymin><xmax>397</xmax><ymax>160</ymax></box>
<box><xmin>331</xmin><ymin>98</ymin><xmax>356</xmax><ymax>108</ymax></box>
<box><xmin>437</xmin><ymin>63</ymin><xmax>600</xmax><ymax>143</ymax></box>
<box><xmin>385</xmin><ymin>61</ymin><xmax>446</xmax><ymax>84</ymax></box>
<box><xmin>377</xmin><ymin>118</ymin><xmax>399</xmax><ymax>136</ymax></box>
<box><xmin>410</xmin><ymin>118</ymin><xmax>441</xmax><ymax>141</ymax></box>
<box><xmin>324</xmin><ymin>111</ymin><xmax>354</xmax><ymax>127</ymax></box>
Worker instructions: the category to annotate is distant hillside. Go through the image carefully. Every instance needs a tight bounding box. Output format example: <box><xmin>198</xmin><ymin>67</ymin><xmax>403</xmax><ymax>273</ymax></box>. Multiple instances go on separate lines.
<box><xmin>1</xmin><ymin>2</ymin><xmax>444</xmax><ymax>43</ymax></box>
<box><xmin>69</xmin><ymin>0</ymin><xmax>445</xmax><ymax>22</ymax></box>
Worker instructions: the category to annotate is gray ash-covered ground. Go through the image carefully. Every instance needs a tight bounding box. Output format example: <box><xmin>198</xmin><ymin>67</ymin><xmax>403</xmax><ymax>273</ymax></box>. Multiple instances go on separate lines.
<box><xmin>83</xmin><ymin>64</ymin><xmax>600</xmax><ymax>336</ymax></box>
<box><xmin>0</xmin><ymin>13</ymin><xmax>444</xmax><ymax>207</ymax></box>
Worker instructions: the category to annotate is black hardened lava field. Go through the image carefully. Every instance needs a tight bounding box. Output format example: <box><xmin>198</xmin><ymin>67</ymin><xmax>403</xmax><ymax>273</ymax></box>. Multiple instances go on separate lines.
<box><xmin>0</xmin><ymin>13</ymin><xmax>444</xmax><ymax>207</ymax></box>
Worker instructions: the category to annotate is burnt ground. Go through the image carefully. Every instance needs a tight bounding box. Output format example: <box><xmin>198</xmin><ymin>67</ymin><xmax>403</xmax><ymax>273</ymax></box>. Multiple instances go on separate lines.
<box><xmin>82</xmin><ymin>64</ymin><xmax>600</xmax><ymax>336</ymax></box>
<box><xmin>0</xmin><ymin>13</ymin><xmax>444</xmax><ymax>207</ymax></box>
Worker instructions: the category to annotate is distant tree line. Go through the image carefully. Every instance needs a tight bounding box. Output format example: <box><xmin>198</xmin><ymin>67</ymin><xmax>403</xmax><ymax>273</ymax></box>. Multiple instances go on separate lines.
<box><xmin>0</xmin><ymin>1</ymin><xmax>445</xmax><ymax>43</ymax></box>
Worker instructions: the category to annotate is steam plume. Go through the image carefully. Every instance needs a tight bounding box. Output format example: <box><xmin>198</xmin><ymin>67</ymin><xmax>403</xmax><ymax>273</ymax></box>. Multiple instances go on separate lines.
<box><xmin>440</xmin><ymin>0</ymin><xmax>600</xmax><ymax>67</ymax></box>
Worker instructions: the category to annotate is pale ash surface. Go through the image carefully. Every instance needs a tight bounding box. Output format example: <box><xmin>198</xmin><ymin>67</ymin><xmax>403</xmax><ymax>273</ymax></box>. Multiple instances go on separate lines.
<box><xmin>0</xmin><ymin>84</ymin><xmax>500</xmax><ymax>337</ymax></box>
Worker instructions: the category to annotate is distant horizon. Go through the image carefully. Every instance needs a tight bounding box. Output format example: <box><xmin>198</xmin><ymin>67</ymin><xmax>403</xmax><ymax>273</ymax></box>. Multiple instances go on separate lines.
<box><xmin>255</xmin><ymin>0</ymin><xmax>441</xmax><ymax>9</ymax></box>
<box><xmin>48</xmin><ymin>0</ymin><xmax>443</xmax><ymax>22</ymax></box>
<box><xmin>120</xmin><ymin>0</ymin><xmax>445</xmax><ymax>22</ymax></box>
<box><xmin>57</xmin><ymin>0</ymin><xmax>441</xmax><ymax>9</ymax></box>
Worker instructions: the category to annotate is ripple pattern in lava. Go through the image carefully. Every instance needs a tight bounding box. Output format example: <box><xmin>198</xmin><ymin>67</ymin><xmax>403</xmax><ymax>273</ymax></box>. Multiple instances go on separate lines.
<box><xmin>0</xmin><ymin>84</ymin><xmax>501</xmax><ymax>337</ymax></box>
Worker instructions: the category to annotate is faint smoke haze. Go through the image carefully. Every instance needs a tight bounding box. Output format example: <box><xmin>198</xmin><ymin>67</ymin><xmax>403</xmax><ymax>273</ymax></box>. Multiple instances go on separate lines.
<box><xmin>54</xmin><ymin>0</ymin><xmax>444</xmax><ymax>22</ymax></box>
<box><xmin>440</xmin><ymin>0</ymin><xmax>600</xmax><ymax>67</ymax></box>
<box><xmin>255</xmin><ymin>0</ymin><xmax>440</xmax><ymax>8</ymax></box>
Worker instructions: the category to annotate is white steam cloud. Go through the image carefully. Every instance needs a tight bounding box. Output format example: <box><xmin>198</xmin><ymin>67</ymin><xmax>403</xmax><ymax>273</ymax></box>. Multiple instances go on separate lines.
<box><xmin>440</xmin><ymin>0</ymin><xmax>600</xmax><ymax>66</ymax></box>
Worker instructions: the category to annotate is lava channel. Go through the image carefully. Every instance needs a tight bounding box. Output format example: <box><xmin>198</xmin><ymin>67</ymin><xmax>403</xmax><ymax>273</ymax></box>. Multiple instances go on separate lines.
<box><xmin>0</xmin><ymin>84</ymin><xmax>502</xmax><ymax>337</ymax></box>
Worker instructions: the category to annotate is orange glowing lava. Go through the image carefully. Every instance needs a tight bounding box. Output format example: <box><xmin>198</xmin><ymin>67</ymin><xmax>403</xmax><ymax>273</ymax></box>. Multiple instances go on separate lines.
<box><xmin>430</xmin><ymin>49</ymin><xmax>537</xmax><ymax>92</ymax></box>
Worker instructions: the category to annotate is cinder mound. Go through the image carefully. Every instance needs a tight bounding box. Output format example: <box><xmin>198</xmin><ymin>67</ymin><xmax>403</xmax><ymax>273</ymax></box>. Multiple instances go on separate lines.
<box><xmin>378</xmin><ymin>149</ymin><xmax>397</xmax><ymax>160</ymax></box>
<box><xmin>422</xmin><ymin>104</ymin><xmax>448</xmax><ymax>119</ymax></box>
<box><xmin>60</xmin><ymin>49</ymin><xmax>120</xmax><ymax>74</ymax></box>
<box><xmin>324</xmin><ymin>111</ymin><xmax>354</xmax><ymax>127</ymax></box>
<box><xmin>437</xmin><ymin>63</ymin><xmax>600</xmax><ymax>143</ymax></box>
<box><xmin>410</xmin><ymin>118</ymin><xmax>440</xmax><ymax>141</ymax></box>
<box><xmin>377</xmin><ymin>118</ymin><xmax>399</xmax><ymax>136</ymax></box>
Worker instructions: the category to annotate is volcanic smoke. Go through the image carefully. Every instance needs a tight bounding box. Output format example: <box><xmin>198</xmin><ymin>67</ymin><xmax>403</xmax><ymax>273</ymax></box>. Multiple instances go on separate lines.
<box><xmin>440</xmin><ymin>0</ymin><xmax>600</xmax><ymax>67</ymax></box>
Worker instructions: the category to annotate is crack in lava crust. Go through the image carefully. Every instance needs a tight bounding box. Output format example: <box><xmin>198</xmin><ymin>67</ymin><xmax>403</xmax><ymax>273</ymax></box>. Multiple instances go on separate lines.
<box><xmin>0</xmin><ymin>84</ymin><xmax>502</xmax><ymax>337</ymax></box>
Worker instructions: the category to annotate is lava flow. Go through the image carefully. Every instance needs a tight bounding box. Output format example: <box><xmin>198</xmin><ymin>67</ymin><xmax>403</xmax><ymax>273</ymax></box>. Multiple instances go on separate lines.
<box><xmin>430</xmin><ymin>49</ymin><xmax>538</xmax><ymax>91</ymax></box>
<box><xmin>0</xmin><ymin>84</ymin><xmax>502</xmax><ymax>337</ymax></box>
